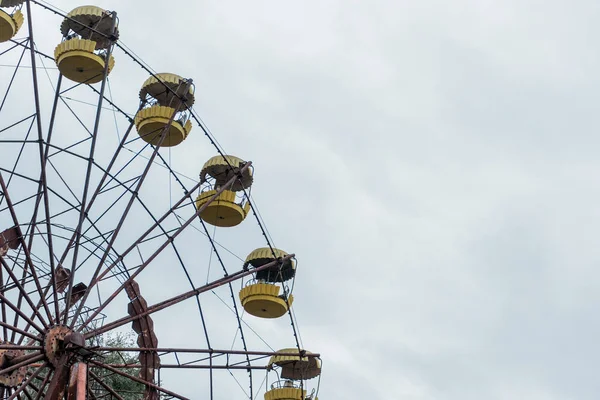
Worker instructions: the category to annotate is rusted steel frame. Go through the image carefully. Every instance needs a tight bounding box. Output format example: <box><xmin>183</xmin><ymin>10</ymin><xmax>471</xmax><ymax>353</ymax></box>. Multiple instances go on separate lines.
<box><xmin>0</xmin><ymin>321</ymin><xmax>41</xmax><ymax>342</ymax></box>
<box><xmin>0</xmin><ymin>174</ymin><xmax>54</xmax><ymax>324</ymax></box>
<box><xmin>85</xmin><ymin>254</ymin><xmax>291</xmax><ymax>339</ymax></box>
<box><xmin>44</xmin><ymin>355</ymin><xmax>71</xmax><ymax>400</ymax></box>
<box><xmin>5</xmin><ymin>352</ymin><xmax>42</xmax><ymax>367</ymax></box>
<box><xmin>0</xmin><ymin>353</ymin><xmax>44</xmax><ymax>376</ymax></box>
<box><xmin>33</xmin><ymin>372</ymin><xmax>51</xmax><ymax>400</ymax></box>
<box><xmin>5</xmin><ymin>362</ymin><xmax>47</xmax><ymax>400</ymax></box>
<box><xmin>66</xmin><ymin>363</ymin><xmax>86</xmax><ymax>400</ymax></box>
<box><xmin>88</xmin><ymin>359</ymin><xmax>190</xmax><ymax>400</ymax></box>
<box><xmin>79</xmin><ymin>161</ymin><xmax>252</xmax><ymax>330</ymax></box>
<box><xmin>0</xmin><ymin>344</ymin><xmax>44</xmax><ymax>350</ymax></box>
<box><xmin>0</xmin><ymin>293</ymin><xmax>44</xmax><ymax>333</ymax></box>
<box><xmin>24</xmin><ymin>0</ymin><xmax>61</xmax><ymax>323</ymax></box>
<box><xmin>0</xmin><ymin>263</ymin><xmax>7</xmax><ymax>339</ymax></box>
<box><xmin>0</xmin><ymin>257</ymin><xmax>49</xmax><ymax>330</ymax></box>
<box><xmin>69</xmin><ymin>89</ymin><xmax>190</xmax><ymax>330</ymax></box>
<box><xmin>0</xmin><ymin>345</ymin><xmax>42</xmax><ymax>350</ymax></box>
<box><xmin>88</xmin><ymin>371</ymin><xmax>125</xmax><ymax>400</ymax></box>
<box><xmin>95</xmin><ymin>347</ymin><xmax>320</xmax><ymax>358</ymax></box>
<box><xmin>105</xmin><ymin>364</ymin><xmax>268</xmax><ymax>370</ymax></box>
<box><xmin>62</xmin><ymin>12</ymin><xmax>118</xmax><ymax>325</ymax></box>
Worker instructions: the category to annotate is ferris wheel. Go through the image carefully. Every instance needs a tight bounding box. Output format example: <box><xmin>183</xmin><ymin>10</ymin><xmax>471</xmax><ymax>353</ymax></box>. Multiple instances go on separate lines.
<box><xmin>0</xmin><ymin>1</ymin><xmax>322</xmax><ymax>399</ymax></box>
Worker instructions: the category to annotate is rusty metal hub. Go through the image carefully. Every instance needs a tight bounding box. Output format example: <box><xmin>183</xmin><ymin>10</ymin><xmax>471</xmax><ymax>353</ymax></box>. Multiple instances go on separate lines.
<box><xmin>0</xmin><ymin>341</ymin><xmax>27</xmax><ymax>387</ymax></box>
<box><xmin>44</xmin><ymin>325</ymin><xmax>74</xmax><ymax>367</ymax></box>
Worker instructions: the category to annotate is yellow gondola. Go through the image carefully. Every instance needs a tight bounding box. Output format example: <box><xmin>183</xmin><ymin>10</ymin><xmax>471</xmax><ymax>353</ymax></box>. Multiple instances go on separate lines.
<box><xmin>135</xmin><ymin>73</ymin><xmax>194</xmax><ymax>147</ymax></box>
<box><xmin>195</xmin><ymin>155</ymin><xmax>253</xmax><ymax>227</ymax></box>
<box><xmin>269</xmin><ymin>349</ymin><xmax>322</xmax><ymax>380</ymax></box>
<box><xmin>54</xmin><ymin>6</ymin><xmax>117</xmax><ymax>84</ymax></box>
<box><xmin>239</xmin><ymin>282</ymin><xmax>293</xmax><ymax>318</ymax></box>
<box><xmin>0</xmin><ymin>8</ymin><xmax>23</xmax><ymax>43</ymax></box>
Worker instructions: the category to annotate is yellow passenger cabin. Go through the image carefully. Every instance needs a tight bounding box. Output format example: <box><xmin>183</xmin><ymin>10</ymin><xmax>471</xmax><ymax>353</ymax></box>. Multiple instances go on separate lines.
<box><xmin>54</xmin><ymin>6</ymin><xmax>117</xmax><ymax>84</ymax></box>
<box><xmin>0</xmin><ymin>1</ymin><xmax>23</xmax><ymax>43</ymax></box>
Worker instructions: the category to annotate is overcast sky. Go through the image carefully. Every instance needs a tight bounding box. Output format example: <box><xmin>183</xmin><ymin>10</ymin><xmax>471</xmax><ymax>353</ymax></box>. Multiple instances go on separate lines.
<box><xmin>3</xmin><ymin>0</ymin><xmax>600</xmax><ymax>399</ymax></box>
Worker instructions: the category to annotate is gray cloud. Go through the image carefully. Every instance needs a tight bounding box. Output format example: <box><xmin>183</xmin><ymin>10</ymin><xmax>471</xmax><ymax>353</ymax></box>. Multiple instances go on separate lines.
<box><xmin>1</xmin><ymin>0</ymin><xmax>599</xmax><ymax>398</ymax></box>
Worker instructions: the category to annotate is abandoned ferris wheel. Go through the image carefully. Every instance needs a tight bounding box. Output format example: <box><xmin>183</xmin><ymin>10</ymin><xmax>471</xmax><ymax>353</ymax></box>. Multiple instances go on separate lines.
<box><xmin>0</xmin><ymin>1</ymin><xmax>322</xmax><ymax>399</ymax></box>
